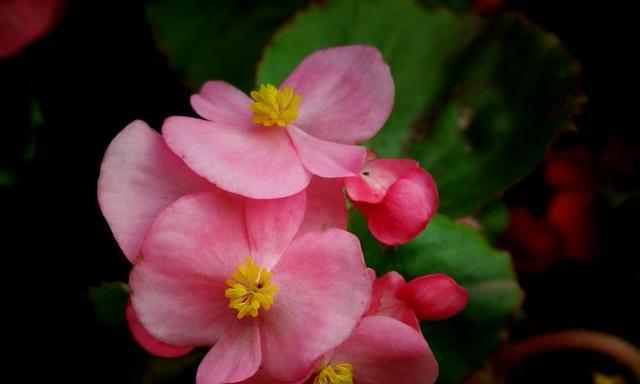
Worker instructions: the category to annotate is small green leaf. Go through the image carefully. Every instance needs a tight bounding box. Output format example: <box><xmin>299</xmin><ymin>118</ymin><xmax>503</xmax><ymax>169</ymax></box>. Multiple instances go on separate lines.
<box><xmin>89</xmin><ymin>281</ymin><xmax>129</xmax><ymax>327</ymax></box>
<box><xmin>350</xmin><ymin>213</ymin><xmax>523</xmax><ymax>383</ymax></box>
<box><xmin>258</xmin><ymin>0</ymin><xmax>581</xmax><ymax>218</ymax></box>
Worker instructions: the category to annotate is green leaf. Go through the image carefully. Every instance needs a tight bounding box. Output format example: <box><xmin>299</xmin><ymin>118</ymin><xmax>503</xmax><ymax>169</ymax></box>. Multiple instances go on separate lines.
<box><xmin>89</xmin><ymin>281</ymin><xmax>129</xmax><ymax>327</ymax></box>
<box><xmin>258</xmin><ymin>0</ymin><xmax>581</xmax><ymax>217</ymax></box>
<box><xmin>146</xmin><ymin>0</ymin><xmax>310</xmax><ymax>92</ymax></box>
<box><xmin>350</xmin><ymin>213</ymin><xmax>523</xmax><ymax>383</ymax></box>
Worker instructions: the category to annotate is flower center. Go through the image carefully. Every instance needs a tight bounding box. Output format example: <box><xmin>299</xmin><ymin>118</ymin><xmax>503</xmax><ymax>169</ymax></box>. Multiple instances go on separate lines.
<box><xmin>313</xmin><ymin>363</ymin><xmax>354</xmax><ymax>384</ymax></box>
<box><xmin>250</xmin><ymin>84</ymin><xmax>301</xmax><ymax>127</ymax></box>
<box><xmin>225</xmin><ymin>258</ymin><xmax>278</xmax><ymax>319</ymax></box>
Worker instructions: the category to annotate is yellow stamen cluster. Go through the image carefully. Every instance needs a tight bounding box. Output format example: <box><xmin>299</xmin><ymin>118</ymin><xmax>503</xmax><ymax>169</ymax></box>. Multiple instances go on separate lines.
<box><xmin>313</xmin><ymin>363</ymin><xmax>354</xmax><ymax>384</ymax></box>
<box><xmin>225</xmin><ymin>258</ymin><xmax>278</xmax><ymax>319</ymax></box>
<box><xmin>250</xmin><ymin>84</ymin><xmax>301</xmax><ymax>127</ymax></box>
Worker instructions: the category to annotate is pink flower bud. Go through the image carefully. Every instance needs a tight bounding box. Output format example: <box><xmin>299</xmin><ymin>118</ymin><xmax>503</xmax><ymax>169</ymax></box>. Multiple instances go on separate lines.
<box><xmin>397</xmin><ymin>274</ymin><xmax>468</xmax><ymax>321</ymax></box>
<box><xmin>345</xmin><ymin>157</ymin><xmax>438</xmax><ymax>245</ymax></box>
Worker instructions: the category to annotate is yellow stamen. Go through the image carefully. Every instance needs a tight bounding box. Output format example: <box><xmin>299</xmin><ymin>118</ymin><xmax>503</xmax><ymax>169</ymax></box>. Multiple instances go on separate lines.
<box><xmin>225</xmin><ymin>258</ymin><xmax>278</xmax><ymax>319</ymax></box>
<box><xmin>313</xmin><ymin>363</ymin><xmax>354</xmax><ymax>384</ymax></box>
<box><xmin>250</xmin><ymin>84</ymin><xmax>301</xmax><ymax>127</ymax></box>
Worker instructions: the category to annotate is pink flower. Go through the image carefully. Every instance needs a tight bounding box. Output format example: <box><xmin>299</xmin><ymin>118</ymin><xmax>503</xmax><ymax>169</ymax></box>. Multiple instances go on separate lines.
<box><xmin>163</xmin><ymin>45</ymin><xmax>395</xmax><ymax>199</ymax></box>
<box><xmin>0</xmin><ymin>0</ymin><xmax>65</xmax><ymax>58</ymax></box>
<box><xmin>345</xmin><ymin>156</ymin><xmax>439</xmax><ymax>245</ymax></box>
<box><xmin>98</xmin><ymin>121</ymin><xmax>349</xmax><ymax>362</ymax></box>
<box><xmin>242</xmin><ymin>271</ymin><xmax>439</xmax><ymax>384</ymax></box>
<box><xmin>129</xmin><ymin>188</ymin><xmax>371</xmax><ymax>383</ymax></box>
<box><xmin>97</xmin><ymin>120</ymin><xmax>346</xmax><ymax>263</ymax></box>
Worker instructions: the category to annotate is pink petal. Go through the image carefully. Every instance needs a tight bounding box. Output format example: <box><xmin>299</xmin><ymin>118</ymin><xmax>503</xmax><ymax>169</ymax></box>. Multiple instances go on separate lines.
<box><xmin>163</xmin><ymin>116</ymin><xmax>311</xmax><ymax>199</ymax></box>
<box><xmin>130</xmin><ymin>190</ymin><xmax>250</xmax><ymax>346</ymax></box>
<box><xmin>235</xmin><ymin>369</ymin><xmax>291</xmax><ymax>384</ymax></box>
<box><xmin>246</xmin><ymin>191</ymin><xmax>306</xmax><ymax>270</ymax></box>
<box><xmin>97</xmin><ymin>120</ymin><xmax>212</xmax><ymax>262</ymax></box>
<box><xmin>190</xmin><ymin>81</ymin><xmax>253</xmax><ymax>125</ymax></box>
<box><xmin>367</xmin><ymin>272</ymin><xmax>420</xmax><ymax>332</ymax></box>
<box><xmin>281</xmin><ymin>45</ymin><xmax>394</xmax><ymax>145</ymax></box>
<box><xmin>125</xmin><ymin>300</ymin><xmax>193</xmax><ymax>358</ymax></box>
<box><xmin>287</xmin><ymin>125</ymin><xmax>366</xmax><ymax>178</ymax></box>
<box><xmin>260</xmin><ymin>230</ymin><xmax>372</xmax><ymax>382</ymax></box>
<box><xmin>345</xmin><ymin>158</ymin><xmax>419</xmax><ymax>204</ymax></box>
<box><xmin>330</xmin><ymin>316</ymin><xmax>438</xmax><ymax>384</ymax></box>
<box><xmin>366</xmin><ymin>169</ymin><xmax>439</xmax><ymax>245</ymax></box>
<box><xmin>296</xmin><ymin>177</ymin><xmax>347</xmax><ymax>237</ymax></box>
<box><xmin>196</xmin><ymin>322</ymin><xmax>261</xmax><ymax>384</ymax></box>
<box><xmin>397</xmin><ymin>274</ymin><xmax>469</xmax><ymax>321</ymax></box>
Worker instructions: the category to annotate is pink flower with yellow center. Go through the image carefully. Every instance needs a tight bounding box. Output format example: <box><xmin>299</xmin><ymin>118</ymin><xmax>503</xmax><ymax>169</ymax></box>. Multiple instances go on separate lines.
<box><xmin>239</xmin><ymin>271</ymin><xmax>459</xmax><ymax>384</ymax></box>
<box><xmin>98</xmin><ymin>121</ymin><xmax>350</xmax><ymax>361</ymax></box>
<box><xmin>128</xmin><ymin>188</ymin><xmax>371</xmax><ymax>383</ymax></box>
<box><xmin>162</xmin><ymin>45</ymin><xmax>395</xmax><ymax>199</ymax></box>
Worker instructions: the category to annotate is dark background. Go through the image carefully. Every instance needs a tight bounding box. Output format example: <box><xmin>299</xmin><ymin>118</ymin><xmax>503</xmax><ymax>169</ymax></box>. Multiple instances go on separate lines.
<box><xmin>1</xmin><ymin>0</ymin><xmax>637</xmax><ymax>382</ymax></box>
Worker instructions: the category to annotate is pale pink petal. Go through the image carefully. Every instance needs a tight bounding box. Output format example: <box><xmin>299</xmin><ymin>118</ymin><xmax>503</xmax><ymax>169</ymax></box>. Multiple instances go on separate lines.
<box><xmin>163</xmin><ymin>116</ymin><xmax>311</xmax><ymax>199</ymax></box>
<box><xmin>236</xmin><ymin>369</ymin><xmax>288</xmax><ymax>384</ymax></box>
<box><xmin>398</xmin><ymin>274</ymin><xmax>468</xmax><ymax>321</ymax></box>
<box><xmin>130</xmin><ymin>190</ymin><xmax>250</xmax><ymax>346</ymax></box>
<box><xmin>125</xmin><ymin>300</ymin><xmax>193</xmax><ymax>358</ymax></box>
<box><xmin>367</xmin><ymin>272</ymin><xmax>420</xmax><ymax>332</ymax></box>
<box><xmin>330</xmin><ymin>316</ymin><xmax>438</xmax><ymax>384</ymax></box>
<box><xmin>367</xmin><ymin>268</ymin><xmax>377</xmax><ymax>284</ymax></box>
<box><xmin>246</xmin><ymin>191</ymin><xmax>306</xmax><ymax>270</ymax></box>
<box><xmin>367</xmin><ymin>169</ymin><xmax>439</xmax><ymax>245</ymax></box>
<box><xmin>97</xmin><ymin>120</ymin><xmax>213</xmax><ymax>262</ymax></box>
<box><xmin>190</xmin><ymin>81</ymin><xmax>253</xmax><ymax>125</ymax></box>
<box><xmin>296</xmin><ymin>178</ymin><xmax>347</xmax><ymax>237</ymax></box>
<box><xmin>281</xmin><ymin>45</ymin><xmax>394</xmax><ymax>145</ymax></box>
<box><xmin>287</xmin><ymin>125</ymin><xmax>366</xmax><ymax>178</ymax></box>
<box><xmin>196</xmin><ymin>322</ymin><xmax>261</xmax><ymax>384</ymax></box>
<box><xmin>345</xmin><ymin>158</ymin><xmax>419</xmax><ymax>204</ymax></box>
<box><xmin>260</xmin><ymin>230</ymin><xmax>372</xmax><ymax>382</ymax></box>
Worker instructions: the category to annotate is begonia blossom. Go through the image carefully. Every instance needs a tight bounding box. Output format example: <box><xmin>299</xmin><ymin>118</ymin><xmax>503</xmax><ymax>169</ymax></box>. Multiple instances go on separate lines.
<box><xmin>129</xmin><ymin>189</ymin><xmax>371</xmax><ymax>383</ymax></box>
<box><xmin>242</xmin><ymin>271</ymin><xmax>440</xmax><ymax>384</ymax></box>
<box><xmin>345</xmin><ymin>156</ymin><xmax>438</xmax><ymax>245</ymax></box>
<box><xmin>163</xmin><ymin>45</ymin><xmax>394</xmax><ymax>199</ymax></box>
<box><xmin>99</xmin><ymin>120</ymin><xmax>350</xmax><ymax>361</ymax></box>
